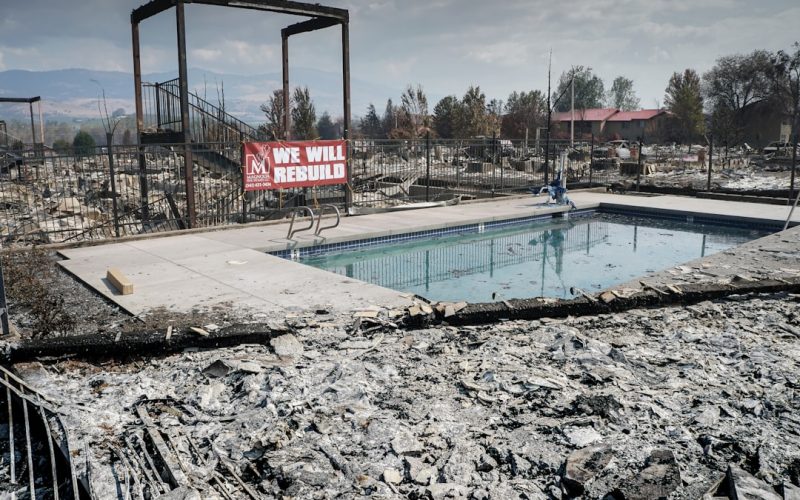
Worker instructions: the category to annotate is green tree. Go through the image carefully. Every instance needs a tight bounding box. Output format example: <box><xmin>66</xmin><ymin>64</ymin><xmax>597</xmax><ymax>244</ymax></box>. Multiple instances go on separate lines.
<box><xmin>381</xmin><ymin>99</ymin><xmax>396</xmax><ymax>138</ymax></box>
<box><xmin>72</xmin><ymin>130</ymin><xmax>96</xmax><ymax>157</ymax></box>
<box><xmin>502</xmin><ymin>90</ymin><xmax>546</xmax><ymax>139</ymax></box>
<box><xmin>260</xmin><ymin>89</ymin><xmax>286</xmax><ymax>140</ymax></box>
<box><xmin>432</xmin><ymin>96</ymin><xmax>461</xmax><ymax>139</ymax></box>
<box><xmin>607</xmin><ymin>76</ymin><xmax>640</xmax><ymax>111</ymax></box>
<box><xmin>52</xmin><ymin>139</ymin><xmax>71</xmax><ymax>154</ymax></box>
<box><xmin>664</xmin><ymin>69</ymin><xmax>705</xmax><ymax>144</ymax></box>
<box><xmin>291</xmin><ymin>87</ymin><xmax>317</xmax><ymax>140</ymax></box>
<box><xmin>316</xmin><ymin>112</ymin><xmax>338</xmax><ymax>140</ymax></box>
<box><xmin>460</xmin><ymin>86</ymin><xmax>488</xmax><ymax>138</ymax></box>
<box><xmin>553</xmin><ymin>66</ymin><xmax>605</xmax><ymax>112</ymax></box>
<box><xmin>359</xmin><ymin>104</ymin><xmax>383</xmax><ymax>138</ymax></box>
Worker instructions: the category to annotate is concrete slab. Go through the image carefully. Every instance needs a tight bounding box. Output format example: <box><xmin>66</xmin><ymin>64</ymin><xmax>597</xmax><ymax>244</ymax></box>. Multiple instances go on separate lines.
<box><xmin>58</xmin><ymin>192</ymin><xmax>800</xmax><ymax>318</ymax></box>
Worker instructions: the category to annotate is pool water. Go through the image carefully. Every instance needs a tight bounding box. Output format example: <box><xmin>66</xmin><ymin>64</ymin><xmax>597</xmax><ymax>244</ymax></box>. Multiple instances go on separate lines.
<box><xmin>300</xmin><ymin>213</ymin><xmax>768</xmax><ymax>303</ymax></box>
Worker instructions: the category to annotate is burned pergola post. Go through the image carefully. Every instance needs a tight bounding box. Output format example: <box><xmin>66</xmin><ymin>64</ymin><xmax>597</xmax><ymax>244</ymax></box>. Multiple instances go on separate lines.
<box><xmin>0</xmin><ymin>97</ymin><xmax>44</xmax><ymax>150</ymax></box>
<box><xmin>281</xmin><ymin>14</ymin><xmax>352</xmax><ymax>207</ymax></box>
<box><xmin>131</xmin><ymin>0</ymin><xmax>352</xmax><ymax>226</ymax></box>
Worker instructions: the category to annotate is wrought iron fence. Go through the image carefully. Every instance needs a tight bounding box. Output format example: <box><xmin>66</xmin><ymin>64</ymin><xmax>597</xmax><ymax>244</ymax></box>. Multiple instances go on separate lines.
<box><xmin>349</xmin><ymin>137</ymin><xmax>610</xmax><ymax>206</ymax></box>
<box><xmin>0</xmin><ymin>135</ymin><xmax>796</xmax><ymax>247</ymax></box>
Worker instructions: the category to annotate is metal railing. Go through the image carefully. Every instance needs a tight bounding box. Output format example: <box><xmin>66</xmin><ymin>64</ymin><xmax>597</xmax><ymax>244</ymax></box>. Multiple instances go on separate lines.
<box><xmin>141</xmin><ymin>78</ymin><xmax>263</xmax><ymax>142</ymax></box>
<box><xmin>0</xmin><ymin>136</ymin><xmax>796</xmax><ymax>247</ymax></box>
<box><xmin>0</xmin><ymin>365</ymin><xmax>89</xmax><ymax>499</ymax></box>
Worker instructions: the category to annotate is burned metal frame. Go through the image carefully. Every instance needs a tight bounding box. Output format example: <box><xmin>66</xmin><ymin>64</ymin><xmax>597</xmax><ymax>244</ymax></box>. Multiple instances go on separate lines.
<box><xmin>131</xmin><ymin>0</ymin><xmax>353</xmax><ymax>225</ymax></box>
<box><xmin>0</xmin><ymin>96</ymin><xmax>44</xmax><ymax>148</ymax></box>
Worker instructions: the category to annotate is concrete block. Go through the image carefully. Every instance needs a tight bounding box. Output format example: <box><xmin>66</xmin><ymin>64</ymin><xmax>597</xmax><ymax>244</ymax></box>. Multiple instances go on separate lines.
<box><xmin>106</xmin><ymin>268</ymin><xmax>133</xmax><ymax>295</ymax></box>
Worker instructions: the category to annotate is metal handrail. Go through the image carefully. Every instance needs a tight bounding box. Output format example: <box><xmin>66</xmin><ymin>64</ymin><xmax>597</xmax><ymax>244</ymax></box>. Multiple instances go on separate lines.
<box><xmin>287</xmin><ymin>206</ymin><xmax>315</xmax><ymax>239</ymax></box>
<box><xmin>144</xmin><ymin>79</ymin><xmax>261</xmax><ymax>141</ymax></box>
<box><xmin>314</xmin><ymin>204</ymin><xmax>342</xmax><ymax>236</ymax></box>
<box><xmin>315</xmin><ymin>204</ymin><xmax>341</xmax><ymax>235</ymax></box>
<box><xmin>785</xmin><ymin>188</ymin><xmax>800</xmax><ymax>230</ymax></box>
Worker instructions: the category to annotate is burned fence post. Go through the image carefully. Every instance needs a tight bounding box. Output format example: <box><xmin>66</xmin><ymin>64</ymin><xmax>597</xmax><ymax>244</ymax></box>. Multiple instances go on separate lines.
<box><xmin>706</xmin><ymin>134</ymin><xmax>713</xmax><ymax>192</ymax></box>
<box><xmin>491</xmin><ymin>132</ymin><xmax>497</xmax><ymax>198</ymax></box>
<box><xmin>589</xmin><ymin>133</ymin><xmax>594</xmax><ymax>186</ymax></box>
<box><xmin>425</xmin><ymin>132</ymin><xmax>431</xmax><ymax>202</ymax></box>
<box><xmin>790</xmin><ymin>133</ymin><xmax>798</xmax><ymax>204</ymax></box>
<box><xmin>241</xmin><ymin>142</ymin><xmax>247</xmax><ymax>223</ymax></box>
<box><xmin>636</xmin><ymin>139</ymin><xmax>643</xmax><ymax>192</ymax></box>
<box><xmin>0</xmin><ymin>258</ymin><xmax>9</xmax><ymax>336</ymax></box>
<box><xmin>107</xmin><ymin>134</ymin><xmax>121</xmax><ymax>238</ymax></box>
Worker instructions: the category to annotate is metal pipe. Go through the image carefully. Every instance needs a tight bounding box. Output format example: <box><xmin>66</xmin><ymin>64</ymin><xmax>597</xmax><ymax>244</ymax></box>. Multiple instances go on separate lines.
<box><xmin>6</xmin><ymin>378</ymin><xmax>15</xmax><ymax>485</ymax></box>
<box><xmin>287</xmin><ymin>206</ymin><xmax>315</xmax><ymax>239</ymax></box>
<box><xmin>315</xmin><ymin>204</ymin><xmax>340</xmax><ymax>235</ymax></box>
<box><xmin>37</xmin><ymin>404</ymin><xmax>60</xmax><ymax>500</ymax></box>
<box><xmin>425</xmin><ymin>131</ymin><xmax>431</xmax><ymax>202</ymax></box>
<box><xmin>784</xmin><ymin>184</ymin><xmax>800</xmax><ymax>231</ymax></box>
<box><xmin>22</xmin><ymin>399</ymin><xmax>36</xmax><ymax>500</ymax></box>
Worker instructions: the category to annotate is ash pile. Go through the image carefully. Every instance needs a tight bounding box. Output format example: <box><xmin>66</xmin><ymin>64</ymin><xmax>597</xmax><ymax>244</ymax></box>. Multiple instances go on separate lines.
<box><xmin>14</xmin><ymin>291</ymin><xmax>800</xmax><ymax>499</ymax></box>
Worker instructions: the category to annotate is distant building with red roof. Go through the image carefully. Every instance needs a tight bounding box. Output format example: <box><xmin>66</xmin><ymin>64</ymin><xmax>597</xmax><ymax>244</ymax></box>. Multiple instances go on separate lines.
<box><xmin>552</xmin><ymin>108</ymin><xmax>671</xmax><ymax>141</ymax></box>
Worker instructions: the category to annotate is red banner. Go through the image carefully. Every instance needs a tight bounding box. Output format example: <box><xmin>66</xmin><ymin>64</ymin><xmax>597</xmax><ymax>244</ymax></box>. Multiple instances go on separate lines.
<box><xmin>242</xmin><ymin>140</ymin><xmax>347</xmax><ymax>191</ymax></box>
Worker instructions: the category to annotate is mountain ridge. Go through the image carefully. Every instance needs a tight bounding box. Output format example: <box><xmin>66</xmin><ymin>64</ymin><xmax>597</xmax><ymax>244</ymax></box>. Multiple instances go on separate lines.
<box><xmin>0</xmin><ymin>67</ymin><xmax>397</xmax><ymax>124</ymax></box>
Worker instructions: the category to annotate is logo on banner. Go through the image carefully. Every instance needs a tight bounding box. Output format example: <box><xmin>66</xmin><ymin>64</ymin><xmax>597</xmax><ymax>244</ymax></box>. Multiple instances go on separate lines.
<box><xmin>244</xmin><ymin>144</ymin><xmax>274</xmax><ymax>189</ymax></box>
<box><xmin>242</xmin><ymin>140</ymin><xmax>347</xmax><ymax>191</ymax></box>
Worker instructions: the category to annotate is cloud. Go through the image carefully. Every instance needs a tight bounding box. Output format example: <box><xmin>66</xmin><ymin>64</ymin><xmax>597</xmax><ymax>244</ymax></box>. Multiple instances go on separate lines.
<box><xmin>1</xmin><ymin>0</ymin><xmax>798</xmax><ymax>111</ymax></box>
<box><xmin>465</xmin><ymin>42</ymin><xmax>528</xmax><ymax>67</ymax></box>
<box><xmin>383</xmin><ymin>56</ymin><xmax>418</xmax><ymax>78</ymax></box>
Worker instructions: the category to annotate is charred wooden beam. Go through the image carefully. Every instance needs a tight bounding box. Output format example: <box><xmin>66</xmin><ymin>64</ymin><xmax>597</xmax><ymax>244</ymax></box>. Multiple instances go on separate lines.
<box><xmin>282</xmin><ymin>17</ymin><xmax>340</xmax><ymax>37</ymax></box>
<box><xmin>131</xmin><ymin>0</ymin><xmax>175</xmax><ymax>23</ymax></box>
<box><xmin>0</xmin><ymin>97</ymin><xmax>41</xmax><ymax>104</ymax></box>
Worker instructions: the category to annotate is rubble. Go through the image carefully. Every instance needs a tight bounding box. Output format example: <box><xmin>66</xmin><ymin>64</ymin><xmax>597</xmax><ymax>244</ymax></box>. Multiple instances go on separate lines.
<box><xmin>10</xmin><ymin>288</ymin><xmax>800</xmax><ymax>498</ymax></box>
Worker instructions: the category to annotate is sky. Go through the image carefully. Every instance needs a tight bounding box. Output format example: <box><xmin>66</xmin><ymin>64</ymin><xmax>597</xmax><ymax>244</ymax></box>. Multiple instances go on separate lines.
<box><xmin>0</xmin><ymin>0</ymin><xmax>798</xmax><ymax>113</ymax></box>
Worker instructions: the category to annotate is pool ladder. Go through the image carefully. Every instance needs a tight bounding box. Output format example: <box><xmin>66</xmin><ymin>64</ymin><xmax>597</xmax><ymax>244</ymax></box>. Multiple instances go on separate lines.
<box><xmin>287</xmin><ymin>205</ymin><xmax>341</xmax><ymax>239</ymax></box>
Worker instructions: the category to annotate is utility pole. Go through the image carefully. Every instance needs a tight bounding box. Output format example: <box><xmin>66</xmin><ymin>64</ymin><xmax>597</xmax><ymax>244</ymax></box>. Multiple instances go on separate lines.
<box><xmin>570</xmin><ymin>67</ymin><xmax>575</xmax><ymax>148</ymax></box>
<box><xmin>545</xmin><ymin>49</ymin><xmax>552</xmax><ymax>185</ymax></box>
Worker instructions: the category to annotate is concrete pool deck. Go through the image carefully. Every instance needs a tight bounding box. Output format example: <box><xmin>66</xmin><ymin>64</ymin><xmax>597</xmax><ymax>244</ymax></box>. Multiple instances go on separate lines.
<box><xmin>58</xmin><ymin>191</ymin><xmax>800</xmax><ymax>317</ymax></box>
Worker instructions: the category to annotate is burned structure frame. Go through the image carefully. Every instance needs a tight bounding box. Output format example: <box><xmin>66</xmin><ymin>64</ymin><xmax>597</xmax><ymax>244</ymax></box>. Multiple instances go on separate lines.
<box><xmin>0</xmin><ymin>97</ymin><xmax>45</xmax><ymax>149</ymax></box>
<box><xmin>130</xmin><ymin>0</ymin><xmax>352</xmax><ymax>227</ymax></box>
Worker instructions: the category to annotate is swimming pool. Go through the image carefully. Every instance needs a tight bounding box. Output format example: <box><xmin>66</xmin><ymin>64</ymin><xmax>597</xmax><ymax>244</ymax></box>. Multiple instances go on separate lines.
<box><xmin>298</xmin><ymin>213</ymin><xmax>770</xmax><ymax>303</ymax></box>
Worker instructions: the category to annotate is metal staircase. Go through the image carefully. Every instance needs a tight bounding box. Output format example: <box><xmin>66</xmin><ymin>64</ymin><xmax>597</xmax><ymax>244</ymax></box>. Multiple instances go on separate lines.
<box><xmin>140</xmin><ymin>78</ymin><xmax>264</xmax><ymax>174</ymax></box>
